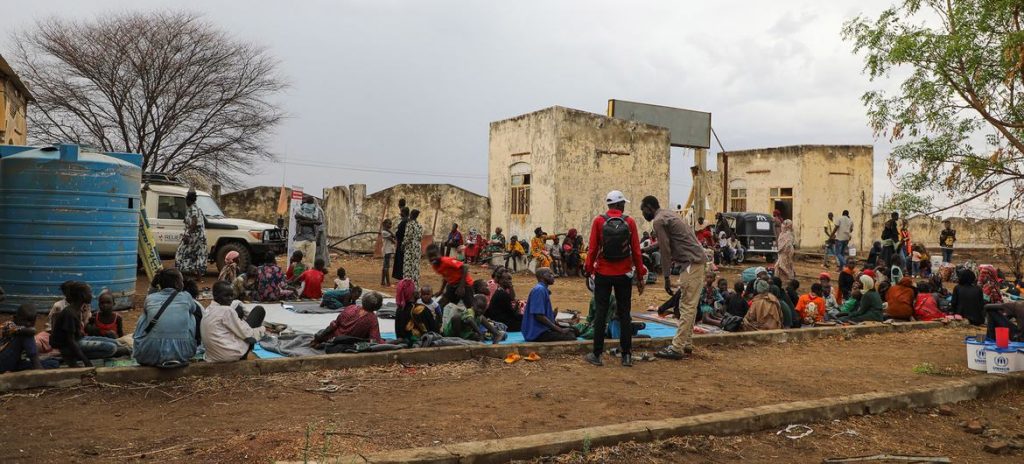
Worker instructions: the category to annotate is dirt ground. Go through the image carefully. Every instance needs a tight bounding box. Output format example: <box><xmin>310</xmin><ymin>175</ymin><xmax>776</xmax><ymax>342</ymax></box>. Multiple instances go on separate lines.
<box><xmin>533</xmin><ymin>390</ymin><xmax>1024</xmax><ymax>463</ymax></box>
<box><xmin>0</xmin><ymin>327</ymin><xmax>992</xmax><ymax>463</ymax></box>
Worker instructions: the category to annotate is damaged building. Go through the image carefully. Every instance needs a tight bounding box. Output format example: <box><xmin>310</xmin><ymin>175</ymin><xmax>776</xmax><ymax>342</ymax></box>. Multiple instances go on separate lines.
<box><xmin>488</xmin><ymin>106</ymin><xmax>670</xmax><ymax>240</ymax></box>
<box><xmin>708</xmin><ymin>145</ymin><xmax>875</xmax><ymax>250</ymax></box>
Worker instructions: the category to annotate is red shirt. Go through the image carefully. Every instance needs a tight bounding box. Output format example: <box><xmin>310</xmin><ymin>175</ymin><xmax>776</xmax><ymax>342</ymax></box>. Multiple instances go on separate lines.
<box><xmin>432</xmin><ymin>256</ymin><xmax>474</xmax><ymax>286</ymax></box>
<box><xmin>585</xmin><ymin>209</ymin><xmax>646</xmax><ymax>279</ymax></box>
<box><xmin>326</xmin><ymin>304</ymin><xmax>382</xmax><ymax>343</ymax></box>
<box><xmin>299</xmin><ymin>268</ymin><xmax>325</xmax><ymax>299</ymax></box>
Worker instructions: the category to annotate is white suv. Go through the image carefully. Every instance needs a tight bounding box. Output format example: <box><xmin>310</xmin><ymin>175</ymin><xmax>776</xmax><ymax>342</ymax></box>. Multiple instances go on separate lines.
<box><xmin>143</xmin><ymin>177</ymin><xmax>286</xmax><ymax>272</ymax></box>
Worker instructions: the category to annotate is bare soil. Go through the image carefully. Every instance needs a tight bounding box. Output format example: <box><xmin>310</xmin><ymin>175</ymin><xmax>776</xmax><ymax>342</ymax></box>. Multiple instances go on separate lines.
<box><xmin>533</xmin><ymin>390</ymin><xmax>1024</xmax><ymax>463</ymax></box>
<box><xmin>0</xmin><ymin>327</ymin><xmax>989</xmax><ymax>463</ymax></box>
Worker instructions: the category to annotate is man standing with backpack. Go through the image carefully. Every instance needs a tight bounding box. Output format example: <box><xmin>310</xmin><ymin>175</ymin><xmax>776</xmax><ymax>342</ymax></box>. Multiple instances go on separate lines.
<box><xmin>584</xmin><ymin>191</ymin><xmax>646</xmax><ymax>367</ymax></box>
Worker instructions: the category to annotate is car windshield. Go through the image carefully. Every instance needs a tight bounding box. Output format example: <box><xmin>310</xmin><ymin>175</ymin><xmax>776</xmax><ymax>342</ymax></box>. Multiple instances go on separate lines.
<box><xmin>196</xmin><ymin>195</ymin><xmax>225</xmax><ymax>218</ymax></box>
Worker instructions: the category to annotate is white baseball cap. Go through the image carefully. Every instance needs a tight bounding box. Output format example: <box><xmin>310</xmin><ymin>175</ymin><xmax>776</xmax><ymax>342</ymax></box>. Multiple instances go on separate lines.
<box><xmin>605</xmin><ymin>190</ymin><xmax>629</xmax><ymax>204</ymax></box>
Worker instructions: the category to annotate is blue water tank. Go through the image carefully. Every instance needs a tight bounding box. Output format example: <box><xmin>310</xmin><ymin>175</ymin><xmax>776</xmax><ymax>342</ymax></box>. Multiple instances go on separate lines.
<box><xmin>0</xmin><ymin>144</ymin><xmax>143</xmax><ymax>312</ymax></box>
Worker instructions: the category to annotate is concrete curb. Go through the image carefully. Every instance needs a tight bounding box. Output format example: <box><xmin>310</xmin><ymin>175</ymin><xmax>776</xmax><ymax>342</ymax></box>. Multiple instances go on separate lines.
<box><xmin>0</xmin><ymin>321</ymin><xmax>943</xmax><ymax>392</ymax></box>
<box><xmin>308</xmin><ymin>373</ymin><xmax>1024</xmax><ymax>464</ymax></box>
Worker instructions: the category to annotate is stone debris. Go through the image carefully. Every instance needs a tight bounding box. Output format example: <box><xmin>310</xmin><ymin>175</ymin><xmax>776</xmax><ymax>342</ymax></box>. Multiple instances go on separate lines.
<box><xmin>983</xmin><ymin>441</ymin><xmax>1009</xmax><ymax>455</ymax></box>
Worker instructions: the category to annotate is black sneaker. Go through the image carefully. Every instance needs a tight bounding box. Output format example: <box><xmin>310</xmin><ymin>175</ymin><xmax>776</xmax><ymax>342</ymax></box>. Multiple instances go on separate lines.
<box><xmin>654</xmin><ymin>347</ymin><xmax>685</xmax><ymax>360</ymax></box>
<box><xmin>621</xmin><ymin>354</ymin><xmax>634</xmax><ymax>367</ymax></box>
<box><xmin>584</xmin><ymin>352</ymin><xmax>603</xmax><ymax>366</ymax></box>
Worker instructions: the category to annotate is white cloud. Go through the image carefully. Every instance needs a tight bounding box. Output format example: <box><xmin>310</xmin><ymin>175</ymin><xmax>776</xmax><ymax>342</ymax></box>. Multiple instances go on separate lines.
<box><xmin>1</xmin><ymin>0</ymin><xmax>904</xmax><ymax>207</ymax></box>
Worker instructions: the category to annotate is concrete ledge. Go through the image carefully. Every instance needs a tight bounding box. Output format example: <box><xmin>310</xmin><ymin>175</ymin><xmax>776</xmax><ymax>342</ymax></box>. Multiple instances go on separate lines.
<box><xmin>312</xmin><ymin>374</ymin><xmax>1024</xmax><ymax>464</ymax></box>
<box><xmin>0</xmin><ymin>321</ymin><xmax>943</xmax><ymax>392</ymax></box>
<box><xmin>0</xmin><ymin>367</ymin><xmax>93</xmax><ymax>391</ymax></box>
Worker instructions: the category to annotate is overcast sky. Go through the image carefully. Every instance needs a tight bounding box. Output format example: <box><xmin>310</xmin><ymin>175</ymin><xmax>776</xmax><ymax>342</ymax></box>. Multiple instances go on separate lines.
<box><xmin>2</xmin><ymin>0</ymin><xmax>903</xmax><ymax>206</ymax></box>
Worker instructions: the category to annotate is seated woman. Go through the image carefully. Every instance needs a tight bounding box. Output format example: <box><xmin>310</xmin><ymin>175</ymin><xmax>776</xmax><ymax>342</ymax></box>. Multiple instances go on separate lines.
<box><xmin>463</xmin><ymin>228</ymin><xmax>483</xmax><ymax>264</ymax></box>
<box><xmin>395</xmin><ymin>278</ymin><xmax>438</xmax><ymax>346</ymax></box>
<box><xmin>486</xmin><ymin>270</ymin><xmax>522</xmax><ymax>332</ymax></box>
<box><xmin>133</xmin><ymin>269</ymin><xmax>199</xmax><ymax>368</ymax></box>
<box><xmin>258</xmin><ymin>251</ymin><xmax>294</xmax><ymax>302</ymax></box>
<box><xmin>311</xmin><ymin>292</ymin><xmax>385</xmax><ymax>347</ymax></box>
<box><xmin>884</xmin><ymin>277</ymin><xmax>916</xmax><ymax>321</ymax></box>
<box><xmin>842</xmin><ymin>275</ymin><xmax>884</xmax><ymax>322</ymax></box>
<box><xmin>562</xmin><ymin>229</ymin><xmax>583</xmax><ymax>277</ymax></box>
<box><xmin>201</xmin><ymin>281</ymin><xmax>266</xmax><ymax>362</ymax></box>
<box><xmin>951</xmin><ymin>269</ymin><xmax>986</xmax><ymax>325</ymax></box>
<box><xmin>218</xmin><ymin>250</ymin><xmax>240</xmax><ymax>283</ymax></box>
<box><xmin>742</xmin><ymin>280</ymin><xmax>783</xmax><ymax>331</ymax></box>
<box><xmin>770</xmin><ymin>277</ymin><xmax>797</xmax><ymax>329</ymax></box>
<box><xmin>914</xmin><ymin>281</ymin><xmax>950</xmax><ymax>321</ymax></box>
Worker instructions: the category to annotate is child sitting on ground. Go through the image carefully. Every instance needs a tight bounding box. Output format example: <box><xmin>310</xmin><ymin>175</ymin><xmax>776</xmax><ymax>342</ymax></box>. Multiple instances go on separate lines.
<box><xmin>285</xmin><ymin>250</ymin><xmax>307</xmax><ymax>284</ymax></box>
<box><xmin>233</xmin><ymin>265</ymin><xmax>258</xmax><ymax>301</ymax></box>
<box><xmin>298</xmin><ymin>258</ymin><xmax>327</xmax><ymax>300</ymax></box>
<box><xmin>418</xmin><ymin>285</ymin><xmax>441</xmax><ymax>322</ymax></box>
<box><xmin>442</xmin><ymin>294</ymin><xmax>505</xmax><ymax>344</ymax></box>
<box><xmin>86</xmin><ymin>291</ymin><xmax>123</xmax><ymax>339</ymax></box>
<box><xmin>322</xmin><ymin>286</ymin><xmax>362</xmax><ymax>310</ymax></box>
<box><xmin>795</xmin><ymin>283</ymin><xmax>827</xmax><ymax>325</ymax></box>
<box><xmin>50</xmin><ymin>281</ymin><xmax>94</xmax><ymax>368</ymax></box>
<box><xmin>334</xmin><ymin>267</ymin><xmax>351</xmax><ymax>291</ymax></box>
<box><xmin>0</xmin><ymin>304</ymin><xmax>43</xmax><ymax>373</ymax></box>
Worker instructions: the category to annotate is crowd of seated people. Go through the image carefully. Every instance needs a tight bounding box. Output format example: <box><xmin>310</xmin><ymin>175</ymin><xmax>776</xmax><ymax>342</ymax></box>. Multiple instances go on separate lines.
<box><xmin>6</xmin><ymin>240</ymin><xmax>1023</xmax><ymax>374</ymax></box>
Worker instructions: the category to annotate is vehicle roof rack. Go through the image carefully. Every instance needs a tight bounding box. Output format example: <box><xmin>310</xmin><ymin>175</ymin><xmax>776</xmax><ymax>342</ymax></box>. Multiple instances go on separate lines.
<box><xmin>142</xmin><ymin>172</ymin><xmax>187</xmax><ymax>186</ymax></box>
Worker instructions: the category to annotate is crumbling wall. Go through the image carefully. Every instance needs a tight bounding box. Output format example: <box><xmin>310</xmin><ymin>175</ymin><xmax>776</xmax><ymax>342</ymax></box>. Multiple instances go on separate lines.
<box><xmin>870</xmin><ymin>214</ymin><xmax>1024</xmax><ymax>250</ymax></box>
<box><xmin>488</xmin><ymin>107</ymin><xmax>559</xmax><ymax>240</ymax></box>
<box><xmin>223</xmin><ymin>184</ymin><xmax>490</xmax><ymax>254</ymax></box>
<box><xmin>219</xmin><ymin>186</ymin><xmax>291</xmax><ymax>226</ymax></box>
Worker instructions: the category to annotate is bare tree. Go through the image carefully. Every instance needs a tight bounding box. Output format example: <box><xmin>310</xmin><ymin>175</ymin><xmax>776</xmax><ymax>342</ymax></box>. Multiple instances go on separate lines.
<box><xmin>987</xmin><ymin>193</ymin><xmax>1024</xmax><ymax>279</ymax></box>
<box><xmin>12</xmin><ymin>11</ymin><xmax>286</xmax><ymax>188</ymax></box>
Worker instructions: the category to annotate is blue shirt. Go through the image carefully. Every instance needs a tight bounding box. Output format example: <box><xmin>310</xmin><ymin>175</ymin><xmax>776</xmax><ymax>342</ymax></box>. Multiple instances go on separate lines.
<box><xmin>521</xmin><ymin>282</ymin><xmax>554</xmax><ymax>342</ymax></box>
<box><xmin>133</xmin><ymin>289</ymin><xmax>199</xmax><ymax>367</ymax></box>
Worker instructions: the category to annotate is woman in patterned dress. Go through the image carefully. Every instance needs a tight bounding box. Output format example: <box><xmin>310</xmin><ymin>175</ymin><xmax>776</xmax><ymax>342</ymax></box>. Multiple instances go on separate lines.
<box><xmin>775</xmin><ymin>220</ymin><xmax>796</xmax><ymax>283</ymax></box>
<box><xmin>402</xmin><ymin>209</ymin><xmax>424</xmax><ymax>288</ymax></box>
<box><xmin>175</xmin><ymin>189</ymin><xmax>209</xmax><ymax>280</ymax></box>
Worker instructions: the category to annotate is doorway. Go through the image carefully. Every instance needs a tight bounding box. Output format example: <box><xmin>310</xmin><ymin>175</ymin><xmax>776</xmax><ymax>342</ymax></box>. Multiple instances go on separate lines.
<box><xmin>770</xmin><ymin>187</ymin><xmax>793</xmax><ymax>220</ymax></box>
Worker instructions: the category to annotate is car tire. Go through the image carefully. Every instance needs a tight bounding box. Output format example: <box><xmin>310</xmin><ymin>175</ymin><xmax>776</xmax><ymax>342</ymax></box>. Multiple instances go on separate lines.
<box><xmin>215</xmin><ymin>242</ymin><xmax>252</xmax><ymax>274</ymax></box>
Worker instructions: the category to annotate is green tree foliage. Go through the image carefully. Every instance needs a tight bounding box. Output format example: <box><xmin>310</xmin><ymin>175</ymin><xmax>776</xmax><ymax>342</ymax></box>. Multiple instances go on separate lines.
<box><xmin>843</xmin><ymin>0</ymin><xmax>1024</xmax><ymax>213</ymax></box>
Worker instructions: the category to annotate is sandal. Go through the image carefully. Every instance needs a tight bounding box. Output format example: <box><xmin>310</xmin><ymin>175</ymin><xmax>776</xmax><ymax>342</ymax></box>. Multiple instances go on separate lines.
<box><xmin>525</xmin><ymin>352</ymin><xmax>541</xmax><ymax>362</ymax></box>
<box><xmin>504</xmin><ymin>353</ymin><xmax>522</xmax><ymax>364</ymax></box>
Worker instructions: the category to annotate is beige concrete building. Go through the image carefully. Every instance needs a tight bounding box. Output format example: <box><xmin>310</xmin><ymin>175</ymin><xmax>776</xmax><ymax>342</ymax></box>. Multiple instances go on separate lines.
<box><xmin>489</xmin><ymin>106</ymin><xmax>670</xmax><ymax>241</ymax></box>
<box><xmin>715</xmin><ymin>145</ymin><xmax>874</xmax><ymax>250</ymax></box>
<box><xmin>0</xmin><ymin>54</ymin><xmax>32</xmax><ymax>145</ymax></box>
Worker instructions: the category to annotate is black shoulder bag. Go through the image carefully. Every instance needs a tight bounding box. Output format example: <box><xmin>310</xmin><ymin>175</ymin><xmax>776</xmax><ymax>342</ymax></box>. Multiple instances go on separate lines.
<box><xmin>142</xmin><ymin>290</ymin><xmax>181</xmax><ymax>336</ymax></box>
